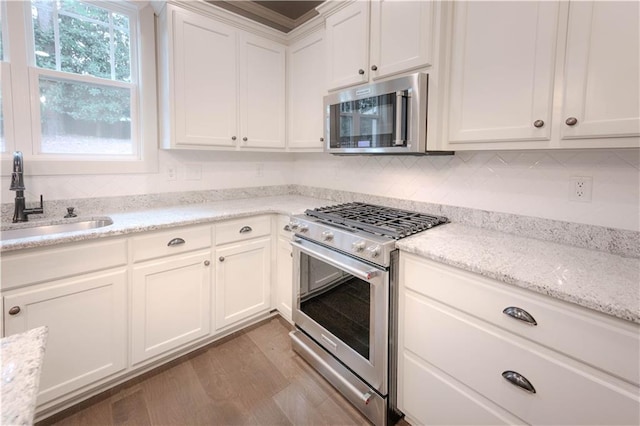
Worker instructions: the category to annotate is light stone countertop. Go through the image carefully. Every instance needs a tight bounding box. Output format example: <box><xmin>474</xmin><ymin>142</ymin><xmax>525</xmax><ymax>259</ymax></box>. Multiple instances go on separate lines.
<box><xmin>0</xmin><ymin>195</ymin><xmax>331</xmax><ymax>252</ymax></box>
<box><xmin>2</xmin><ymin>195</ymin><xmax>638</xmax><ymax>324</ymax></box>
<box><xmin>0</xmin><ymin>326</ymin><xmax>48</xmax><ymax>426</ymax></box>
<box><xmin>396</xmin><ymin>223</ymin><xmax>640</xmax><ymax>324</ymax></box>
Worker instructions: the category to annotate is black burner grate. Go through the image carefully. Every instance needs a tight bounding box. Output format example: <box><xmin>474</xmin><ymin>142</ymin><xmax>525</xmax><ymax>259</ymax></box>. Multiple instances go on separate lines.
<box><xmin>305</xmin><ymin>202</ymin><xmax>448</xmax><ymax>239</ymax></box>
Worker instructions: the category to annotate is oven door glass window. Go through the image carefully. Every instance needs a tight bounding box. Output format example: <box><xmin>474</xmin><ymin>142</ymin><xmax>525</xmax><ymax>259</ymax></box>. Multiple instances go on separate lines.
<box><xmin>299</xmin><ymin>252</ymin><xmax>371</xmax><ymax>360</ymax></box>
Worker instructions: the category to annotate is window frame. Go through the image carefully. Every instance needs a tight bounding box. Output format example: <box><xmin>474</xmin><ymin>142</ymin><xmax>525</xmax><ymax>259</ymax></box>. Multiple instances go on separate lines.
<box><xmin>0</xmin><ymin>0</ymin><xmax>157</xmax><ymax>176</ymax></box>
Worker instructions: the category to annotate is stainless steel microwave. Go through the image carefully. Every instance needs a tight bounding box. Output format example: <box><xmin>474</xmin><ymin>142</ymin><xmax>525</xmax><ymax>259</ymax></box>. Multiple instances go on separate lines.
<box><xmin>323</xmin><ymin>73</ymin><xmax>451</xmax><ymax>155</ymax></box>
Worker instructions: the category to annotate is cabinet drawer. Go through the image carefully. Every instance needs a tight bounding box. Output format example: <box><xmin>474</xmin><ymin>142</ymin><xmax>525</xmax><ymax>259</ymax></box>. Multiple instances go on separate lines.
<box><xmin>215</xmin><ymin>216</ymin><xmax>271</xmax><ymax>245</ymax></box>
<box><xmin>403</xmin><ymin>293</ymin><xmax>640</xmax><ymax>426</ymax></box>
<box><xmin>401</xmin><ymin>253</ymin><xmax>640</xmax><ymax>385</ymax></box>
<box><xmin>132</xmin><ymin>225</ymin><xmax>211</xmax><ymax>263</ymax></box>
<box><xmin>1</xmin><ymin>239</ymin><xmax>127</xmax><ymax>290</ymax></box>
<box><xmin>400</xmin><ymin>352</ymin><xmax>524</xmax><ymax>425</ymax></box>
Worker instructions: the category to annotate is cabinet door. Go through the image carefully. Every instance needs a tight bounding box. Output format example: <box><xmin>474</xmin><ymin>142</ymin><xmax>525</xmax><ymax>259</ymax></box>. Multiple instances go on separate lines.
<box><xmin>239</xmin><ymin>34</ymin><xmax>286</xmax><ymax>149</ymax></box>
<box><xmin>325</xmin><ymin>1</ymin><xmax>370</xmax><ymax>90</ymax></box>
<box><xmin>370</xmin><ymin>0</ymin><xmax>434</xmax><ymax>80</ymax></box>
<box><xmin>3</xmin><ymin>269</ymin><xmax>127</xmax><ymax>406</ymax></box>
<box><xmin>447</xmin><ymin>1</ymin><xmax>559</xmax><ymax>144</ymax></box>
<box><xmin>172</xmin><ymin>9</ymin><xmax>238</xmax><ymax>148</ymax></box>
<box><xmin>215</xmin><ymin>237</ymin><xmax>271</xmax><ymax>330</ymax></box>
<box><xmin>561</xmin><ymin>1</ymin><xmax>640</xmax><ymax>140</ymax></box>
<box><xmin>276</xmin><ymin>234</ymin><xmax>293</xmax><ymax>321</ymax></box>
<box><xmin>287</xmin><ymin>29</ymin><xmax>326</xmax><ymax>151</ymax></box>
<box><xmin>131</xmin><ymin>251</ymin><xmax>211</xmax><ymax>365</ymax></box>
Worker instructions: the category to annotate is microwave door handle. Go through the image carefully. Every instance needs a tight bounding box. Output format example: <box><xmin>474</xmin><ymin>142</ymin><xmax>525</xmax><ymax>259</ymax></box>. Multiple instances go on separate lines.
<box><xmin>291</xmin><ymin>240</ymin><xmax>382</xmax><ymax>281</ymax></box>
<box><xmin>394</xmin><ymin>90</ymin><xmax>408</xmax><ymax>146</ymax></box>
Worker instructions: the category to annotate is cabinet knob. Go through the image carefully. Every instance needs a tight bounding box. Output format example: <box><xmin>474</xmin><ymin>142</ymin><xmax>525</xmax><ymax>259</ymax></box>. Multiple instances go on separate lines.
<box><xmin>358</xmin><ymin>69</ymin><xmax>365</xmax><ymax>75</ymax></box>
<box><xmin>502</xmin><ymin>370</ymin><xmax>536</xmax><ymax>394</ymax></box>
<box><xmin>232</xmin><ymin>136</ymin><xmax>237</xmax><ymax>141</ymax></box>
<box><xmin>533</xmin><ymin>120</ymin><xmax>544</xmax><ymax>128</ymax></box>
<box><xmin>204</xmin><ymin>260</ymin><xmax>210</xmax><ymax>266</ymax></box>
<box><xmin>371</xmin><ymin>65</ymin><xmax>378</xmax><ymax>71</ymax></box>
<box><xmin>565</xmin><ymin>117</ymin><xmax>578</xmax><ymax>126</ymax></box>
<box><xmin>8</xmin><ymin>306</ymin><xmax>20</xmax><ymax>315</ymax></box>
<box><xmin>242</xmin><ymin>137</ymin><xmax>248</xmax><ymax>142</ymax></box>
<box><xmin>320</xmin><ymin>137</ymin><xmax>324</xmax><ymax>142</ymax></box>
<box><xmin>219</xmin><ymin>256</ymin><xmax>225</xmax><ymax>262</ymax></box>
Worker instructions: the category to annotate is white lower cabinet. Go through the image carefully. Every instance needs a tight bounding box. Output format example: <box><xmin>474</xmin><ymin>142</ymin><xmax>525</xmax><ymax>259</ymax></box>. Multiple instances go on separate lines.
<box><xmin>214</xmin><ymin>238</ymin><xmax>271</xmax><ymax>330</ymax></box>
<box><xmin>3</xmin><ymin>269</ymin><xmax>127</xmax><ymax>407</ymax></box>
<box><xmin>401</xmin><ymin>352</ymin><xmax>523</xmax><ymax>425</ymax></box>
<box><xmin>275</xmin><ymin>215</ymin><xmax>294</xmax><ymax>321</ymax></box>
<box><xmin>398</xmin><ymin>252</ymin><xmax>640</xmax><ymax>426</ymax></box>
<box><xmin>131</xmin><ymin>250</ymin><xmax>212</xmax><ymax>365</ymax></box>
<box><xmin>0</xmin><ymin>215</ymin><xmax>285</xmax><ymax>418</ymax></box>
<box><xmin>214</xmin><ymin>219</ymin><xmax>272</xmax><ymax>330</ymax></box>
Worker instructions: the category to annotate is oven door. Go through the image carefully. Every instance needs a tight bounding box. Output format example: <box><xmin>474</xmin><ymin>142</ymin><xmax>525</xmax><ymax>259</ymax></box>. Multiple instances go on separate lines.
<box><xmin>292</xmin><ymin>237</ymin><xmax>389</xmax><ymax>394</ymax></box>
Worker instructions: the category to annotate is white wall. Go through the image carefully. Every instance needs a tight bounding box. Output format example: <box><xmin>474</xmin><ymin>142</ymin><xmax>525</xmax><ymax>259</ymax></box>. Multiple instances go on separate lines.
<box><xmin>0</xmin><ymin>150</ymin><xmax>293</xmax><ymax>203</ymax></box>
<box><xmin>293</xmin><ymin>149</ymin><xmax>640</xmax><ymax>232</ymax></box>
<box><xmin>2</xmin><ymin>148</ymin><xmax>638</xmax><ymax>232</ymax></box>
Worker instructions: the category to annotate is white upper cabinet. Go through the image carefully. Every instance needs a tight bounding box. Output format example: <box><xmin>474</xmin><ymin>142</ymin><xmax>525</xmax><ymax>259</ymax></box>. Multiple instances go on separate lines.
<box><xmin>561</xmin><ymin>1</ymin><xmax>640</xmax><ymax>141</ymax></box>
<box><xmin>158</xmin><ymin>4</ymin><xmax>286</xmax><ymax>151</ymax></box>
<box><xmin>170</xmin><ymin>10</ymin><xmax>238</xmax><ymax>148</ymax></box>
<box><xmin>447</xmin><ymin>1</ymin><xmax>559</xmax><ymax>145</ymax></box>
<box><xmin>369</xmin><ymin>0</ymin><xmax>434</xmax><ymax>80</ymax></box>
<box><xmin>325</xmin><ymin>1</ymin><xmax>370</xmax><ymax>90</ymax></box>
<box><xmin>325</xmin><ymin>0</ymin><xmax>435</xmax><ymax>91</ymax></box>
<box><xmin>444</xmin><ymin>0</ymin><xmax>639</xmax><ymax>150</ymax></box>
<box><xmin>287</xmin><ymin>29</ymin><xmax>326</xmax><ymax>151</ymax></box>
<box><xmin>239</xmin><ymin>34</ymin><xmax>286</xmax><ymax>149</ymax></box>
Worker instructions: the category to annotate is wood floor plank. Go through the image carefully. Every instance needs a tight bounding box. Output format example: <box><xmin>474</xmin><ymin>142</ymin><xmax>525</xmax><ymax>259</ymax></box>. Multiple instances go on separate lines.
<box><xmin>48</xmin><ymin>398</ymin><xmax>112</xmax><ymax>426</ymax></box>
<box><xmin>111</xmin><ymin>389</ymin><xmax>151</xmax><ymax>426</ymax></box>
<box><xmin>141</xmin><ymin>359</ymin><xmax>212</xmax><ymax>425</ymax></box>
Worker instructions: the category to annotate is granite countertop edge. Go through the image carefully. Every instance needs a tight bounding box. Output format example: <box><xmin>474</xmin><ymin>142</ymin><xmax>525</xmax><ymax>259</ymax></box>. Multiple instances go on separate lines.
<box><xmin>0</xmin><ymin>195</ymin><xmax>329</xmax><ymax>252</ymax></box>
<box><xmin>0</xmin><ymin>326</ymin><xmax>48</xmax><ymax>426</ymax></box>
<box><xmin>396</xmin><ymin>223</ymin><xmax>640</xmax><ymax>325</ymax></box>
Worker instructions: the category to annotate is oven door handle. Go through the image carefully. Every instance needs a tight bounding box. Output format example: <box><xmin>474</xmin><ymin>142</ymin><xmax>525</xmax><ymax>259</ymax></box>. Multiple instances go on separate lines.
<box><xmin>291</xmin><ymin>240</ymin><xmax>383</xmax><ymax>281</ymax></box>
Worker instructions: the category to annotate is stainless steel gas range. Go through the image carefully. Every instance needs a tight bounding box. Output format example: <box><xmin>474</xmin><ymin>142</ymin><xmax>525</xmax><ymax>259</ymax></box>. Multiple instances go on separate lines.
<box><xmin>289</xmin><ymin>202</ymin><xmax>448</xmax><ymax>426</ymax></box>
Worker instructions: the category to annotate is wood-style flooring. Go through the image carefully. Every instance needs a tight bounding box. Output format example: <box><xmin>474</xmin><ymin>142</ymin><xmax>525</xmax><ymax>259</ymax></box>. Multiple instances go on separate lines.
<box><xmin>41</xmin><ymin>316</ymin><xmax>396</xmax><ymax>426</ymax></box>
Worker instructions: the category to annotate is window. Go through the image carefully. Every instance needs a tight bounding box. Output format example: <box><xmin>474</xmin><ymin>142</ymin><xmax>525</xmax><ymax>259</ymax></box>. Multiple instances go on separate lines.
<box><xmin>1</xmin><ymin>0</ymin><xmax>157</xmax><ymax>175</ymax></box>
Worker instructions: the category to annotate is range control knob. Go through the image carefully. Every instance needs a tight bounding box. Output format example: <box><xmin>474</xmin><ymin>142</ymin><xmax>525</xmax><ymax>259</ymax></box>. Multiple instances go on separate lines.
<box><xmin>352</xmin><ymin>241</ymin><xmax>366</xmax><ymax>252</ymax></box>
<box><xmin>366</xmin><ymin>245</ymin><xmax>381</xmax><ymax>258</ymax></box>
<box><xmin>288</xmin><ymin>221</ymin><xmax>300</xmax><ymax>231</ymax></box>
<box><xmin>321</xmin><ymin>231</ymin><xmax>334</xmax><ymax>241</ymax></box>
<box><xmin>298</xmin><ymin>224</ymin><xmax>309</xmax><ymax>233</ymax></box>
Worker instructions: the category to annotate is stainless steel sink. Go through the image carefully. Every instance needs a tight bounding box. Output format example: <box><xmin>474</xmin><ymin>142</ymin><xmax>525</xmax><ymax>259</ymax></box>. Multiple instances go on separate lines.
<box><xmin>1</xmin><ymin>218</ymin><xmax>114</xmax><ymax>241</ymax></box>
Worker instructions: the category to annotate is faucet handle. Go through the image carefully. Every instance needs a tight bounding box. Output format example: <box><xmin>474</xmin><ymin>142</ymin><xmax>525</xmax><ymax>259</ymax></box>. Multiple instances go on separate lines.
<box><xmin>65</xmin><ymin>207</ymin><xmax>77</xmax><ymax>218</ymax></box>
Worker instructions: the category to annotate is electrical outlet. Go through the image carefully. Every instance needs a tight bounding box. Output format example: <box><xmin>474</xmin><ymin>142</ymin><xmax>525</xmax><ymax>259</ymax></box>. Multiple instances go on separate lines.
<box><xmin>256</xmin><ymin>163</ymin><xmax>264</xmax><ymax>177</ymax></box>
<box><xmin>167</xmin><ymin>165</ymin><xmax>177</xmax><ymax>181</ymax></box>
<box><xmin>570</xmin><ymin>176</ymin><xmax>592</xmax><ymax>202</ymax></box>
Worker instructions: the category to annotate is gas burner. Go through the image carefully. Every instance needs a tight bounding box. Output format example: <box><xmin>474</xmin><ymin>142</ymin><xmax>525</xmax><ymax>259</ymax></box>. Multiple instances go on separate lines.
<box><xmin>304</xmin><ymin>202</ymin><xmax>448</xmax><ymax>239</ymax></box>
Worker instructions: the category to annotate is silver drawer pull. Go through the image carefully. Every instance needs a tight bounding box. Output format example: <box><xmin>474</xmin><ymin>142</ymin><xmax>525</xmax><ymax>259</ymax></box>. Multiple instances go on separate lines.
<box><xmin>502</xmin><ymin>370</ymin><xmax>536</xmax><ymax>394</ymax></box>
<box><xmin>239</xmin><ymin>226</ymin><xmax>252</xmax><ymax>234</ymax></box>
<box><xmin>167</xmin><ymin>237</ymin><xmax>186</xmax><ymax>247</ymax></box>
<box><xmin>502</xmin><ymin>306</ymin><xmax>537</xmax><ymax>326</ymax></box>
